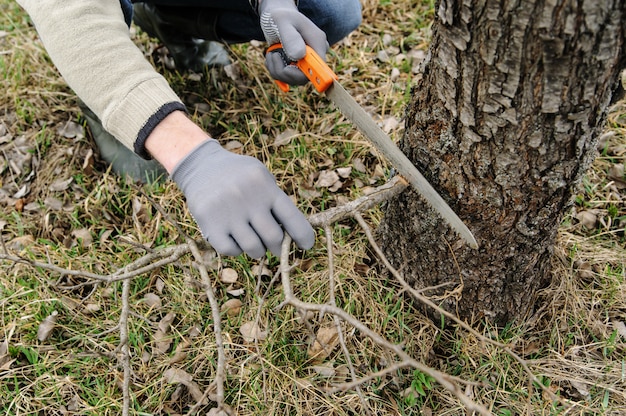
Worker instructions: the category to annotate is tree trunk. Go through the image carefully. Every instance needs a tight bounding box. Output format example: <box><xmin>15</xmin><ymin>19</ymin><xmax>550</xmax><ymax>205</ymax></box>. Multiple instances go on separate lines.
<box><xmin>377</xmin><ymin>0</ymin><xmax>626</xmax><ymax>325</ymax></box>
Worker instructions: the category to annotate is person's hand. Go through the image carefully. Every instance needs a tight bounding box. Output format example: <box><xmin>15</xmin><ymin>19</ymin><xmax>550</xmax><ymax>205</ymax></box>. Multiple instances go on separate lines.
<box><xmin>171</xmin><ymin>139</ymin><xmax>315</xmax><ymax>258</ymax></box>
<box><xmin>259</xmin><ymin>0</ymin><xmax>328</xmax><ymax>85</ymax></box>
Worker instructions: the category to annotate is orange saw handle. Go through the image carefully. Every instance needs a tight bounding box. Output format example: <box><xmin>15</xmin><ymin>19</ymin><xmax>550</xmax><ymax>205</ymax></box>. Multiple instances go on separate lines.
<box><xmin>266</xmin><ymin>43</ymin><xmax>337</xmax><ymax>93</ymax></box>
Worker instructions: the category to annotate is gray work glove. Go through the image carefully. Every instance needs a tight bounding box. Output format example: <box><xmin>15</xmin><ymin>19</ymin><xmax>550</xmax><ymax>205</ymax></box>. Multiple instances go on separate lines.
<box><xmin>259</xmin><ymin>0</ymin><xmax>328</xmax><ymax>85</ymax></box>
<box><xmin>171</xmin><ymin>139</ymin><xmax>315</xmax><ymax>258</ymax></box>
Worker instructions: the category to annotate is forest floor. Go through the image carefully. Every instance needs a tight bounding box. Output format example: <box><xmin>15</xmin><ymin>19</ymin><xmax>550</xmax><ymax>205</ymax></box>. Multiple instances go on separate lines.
<box><xmin>1</xmin><ymin>1</ymin><xmax>625</xmax><ymax>415</ymax></box>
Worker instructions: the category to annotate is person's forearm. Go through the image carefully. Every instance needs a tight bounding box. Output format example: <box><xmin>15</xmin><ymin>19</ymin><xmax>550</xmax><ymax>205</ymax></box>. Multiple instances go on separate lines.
<box><xmin>144</xmin><ymin>111</ymin><xmax>210</xmax><ymax>173</ymax></box>
<box><xmin>17</xmin><ymin>0</ymin><xmax>182</xmax><ymax>153</ymax></box>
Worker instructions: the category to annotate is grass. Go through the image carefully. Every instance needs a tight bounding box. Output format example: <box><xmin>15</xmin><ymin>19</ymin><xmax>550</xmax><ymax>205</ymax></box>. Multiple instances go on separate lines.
<box><xmin>1</xmin><ymin>0</ymin><xmax>626</xmax><ymax>415</ymax></box>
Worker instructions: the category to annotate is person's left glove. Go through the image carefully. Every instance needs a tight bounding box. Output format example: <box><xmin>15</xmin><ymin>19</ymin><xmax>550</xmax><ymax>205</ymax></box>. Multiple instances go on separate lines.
<box><xmin>171</xmin><ymin>139</ymin><xmax>315</xmax><ymax>258</ymax></box>
<box><xmin>259</xmin><ymin>0</ymin><xmax>328</xmax><ymax>85</ymax></box>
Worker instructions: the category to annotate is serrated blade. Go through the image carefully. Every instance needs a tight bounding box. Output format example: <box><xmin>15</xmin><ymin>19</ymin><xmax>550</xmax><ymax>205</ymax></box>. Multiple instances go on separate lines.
<box><xmin>325</xmin><ymin>80</ymin><xmax>478</xmax><ymax>249</ymax></box>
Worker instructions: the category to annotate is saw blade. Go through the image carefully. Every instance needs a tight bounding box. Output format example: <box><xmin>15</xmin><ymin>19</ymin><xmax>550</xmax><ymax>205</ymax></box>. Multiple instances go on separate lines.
<box><xmin>325</xmin><ymin>80</ymin><xmax>478</xmax><ymax>249</ymax></box>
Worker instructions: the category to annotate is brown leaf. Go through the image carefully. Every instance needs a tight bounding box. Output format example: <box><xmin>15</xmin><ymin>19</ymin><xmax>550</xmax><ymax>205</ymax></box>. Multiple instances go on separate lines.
<box><xmin>221</xmin><ymin>299</ymin><xmax>243</xmax><ymax>317</ymax></box>
<box><xmin>7</xmin><ymin>235</ymin><xmax>35</xmax><ymax>251</ymax></box>
<box><xmin>613</xmin><ymin>320</ymin><xmax>626</xmax><ymax>339</ymax></box>
<box><xmin>315</xmin><ymin>170</ymin><xmax>340</xmax><ymax>188</ymax></box>
<box><xmin>163</xmin><ymin>368</ymin><xmax>207</xmax><ymax>405</ymax></box>
<box><xmin>220</xmin><ymin>268</ymin><xmax>239</xmax><ymax>284</ymax></box>
<box><xmin>49</xmin><ymin>177</ymin><xmax>73</xmax><ymax>192</ymax></box>
<box><xmin>273</xmin><ymin>128</ymin><xmax>299</xmax><ymax>147</ymax></box>
<box><xmin>154</xmin><ymin>329</ymin><xmax>172</xmax><ymax>355</ymax></box>
<box><xmin>144</xmin><ymin>293</ymin><xmax>162</xmax><ymax>309</ymax></box>
<box><xmin>71</xmin><ymin>228</ymin><xmax>93</xmax><ymax>248</ymax></box>
<box><xmin>37</xmin><ymin>310</ymin><xmax>59</xmax><ymax>341</ymax></box>
<box><xmin>307</xmin><ymin>326</ymin><xmax>340</xmax><ymax>363</ymax></box>
<box><xmin>240</xmin><ymin>321</ymin><xmax>267</xmax><ymax>343</ymax></box>
<box><xmin>576</xmin><ymin>210</ymin><xmax>597</xmax><ymax>229</ymax></box>
<box><xmin>57</xmin><ymin>120</ymin><xmax>84</xmax><ymax>139</ymax></box>
<box><xmin>158</xmin><ymin>312</ymin><xmax>176</xmax><ymax>333</ymax></box>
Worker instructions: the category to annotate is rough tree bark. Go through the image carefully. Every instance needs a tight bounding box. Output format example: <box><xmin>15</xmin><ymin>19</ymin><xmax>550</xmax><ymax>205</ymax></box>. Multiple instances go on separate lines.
<box><xmin>377</xmin><ymin>0</ymin><xmax>626</xmax><ymax>324</ymax></box>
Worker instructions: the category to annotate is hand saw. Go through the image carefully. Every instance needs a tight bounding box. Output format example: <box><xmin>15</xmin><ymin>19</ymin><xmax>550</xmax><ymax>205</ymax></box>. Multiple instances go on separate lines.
<box><xmin>267</xmin><ymin>44</ymin><xmax>478</xmax><ymax>249</ymax></box>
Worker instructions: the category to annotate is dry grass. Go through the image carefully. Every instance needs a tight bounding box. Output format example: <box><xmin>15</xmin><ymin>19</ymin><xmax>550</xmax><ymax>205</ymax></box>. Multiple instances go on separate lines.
<box><xmin>1</xmin><ymin>0</ymin><xmax>625</xmax><ymax>415</ymax></box>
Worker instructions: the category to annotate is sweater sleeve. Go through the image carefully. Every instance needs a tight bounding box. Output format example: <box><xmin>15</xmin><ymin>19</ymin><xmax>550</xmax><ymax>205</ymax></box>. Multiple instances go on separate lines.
<box><xmin>17</xmin><ymin>0</ymin><xmax>186</xmax><ymax>158</ymax></box>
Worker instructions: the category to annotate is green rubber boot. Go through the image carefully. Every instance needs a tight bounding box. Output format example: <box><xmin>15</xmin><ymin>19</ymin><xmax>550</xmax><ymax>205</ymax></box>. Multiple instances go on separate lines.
<box><xmin>80</xmin><ymin>103</ymin><xmax>167</xmax><ymax>184</ymax></box>
<box><xmin>132</xmin><ymin>3</ymin><xmax>231</xmax><ymax>72</ymax></box>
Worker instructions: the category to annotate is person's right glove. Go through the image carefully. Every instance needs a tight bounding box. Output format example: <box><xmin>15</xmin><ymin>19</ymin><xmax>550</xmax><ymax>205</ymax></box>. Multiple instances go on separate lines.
<box><xmin>259</xmin><ymin>0</ymin><xmax>328</xmax><ymax>85</ymax></box>
<box><xmin>171</xmin><ymin>139</ymin><xmax>315</xmax><ymax>258</ymax></box>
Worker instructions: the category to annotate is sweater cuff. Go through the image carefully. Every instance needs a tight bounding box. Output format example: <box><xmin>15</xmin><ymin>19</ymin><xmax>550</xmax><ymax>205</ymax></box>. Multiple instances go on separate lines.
<box><xmin>134</xmin><ymin>102</ymin><xmax>188</xmax><ymax>159</ymax></box>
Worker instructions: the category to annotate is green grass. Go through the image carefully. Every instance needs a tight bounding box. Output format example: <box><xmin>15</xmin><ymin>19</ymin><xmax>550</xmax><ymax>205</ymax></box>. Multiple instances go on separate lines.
<box><xmin>2</xmin><ymin>0</ymin><xmax>626</xmax><ymax>415</ymax></box>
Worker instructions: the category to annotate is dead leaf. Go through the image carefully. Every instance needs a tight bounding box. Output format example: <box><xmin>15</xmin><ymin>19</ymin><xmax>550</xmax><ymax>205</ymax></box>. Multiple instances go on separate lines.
<box><xmin>163</xmin><ymin>368</ymin><xmax>207</xmax><ymax>404</ymax></box>
<box><xmin>220</xmin><ymin>268</ymin><xmax>239</xmax><ymax>284</ymax></box>
<box><xmin>613</xmin><ymin>320</ymin><xmax>626</xmax><ymax>339</ymax></box>
<box><xmin>224</xmin><ymin>140</ymin><xmax>243</xmax><ymax>154</ymax></box>
<box><xmin>315</xmin><ymin>170</ymin><xmax>340</xmax><ymax>188</ymax></box>
<box><xmin>226</xmin><ymin>287</ymin><xmax>245</xmax><ymax>297</ymax></box>
<box><xmin>240</xmin><ymin>321</ymin><xmax>267</xmax><ymax>343</ymax></box>
<box><xmin>83</xmin><ymin>303</ymin><xmax>101</xmax><ymax>314</ymax></box>
<box><xmin>251</xmin><ymin>264</ymin><xmax>272</xmax><ymax>278</ymax></box>
<box><xmin>307</xmin><ymin>326</ymin><xmax>340</xmax><ymax>363</ymax></box>
<box><xmin>13</xmin><ymin>185</ymin><xmax>29</xmax><ymax>199</ymax></box>
<box><xmin>311</xmin><ymin>363</ymin><xmax>335</xmax><ymax>377</ymax></box>
<box><xmin>569</xmin><ymin>380</ymin><xmax>591</xmax><ymax>400</ymax></box>
<box><xmin>44</xmin><ymin>196</ymin><xmax>64</xmax><ymax>211</ymax></box>
<box><xmin>57</xmin><ymin>120</ymin><xmax>84</xmax><ymax>139</ymax></box>
<box><xmin>169</xmin><ymin>340</ymin><xmax>189</xmax><ymax>364</ymax></box>
<box><xmin>49</xmin><ymin>177</ymin><xmax>73</xmax><ymax>192</ymax></box>
<box><xmin>336</xmin><ymin>167</ymin><xmax>352</xmax><ymax>179</ymax></box>
<box><xmin>71</xmin><ymin>228</ymin><xmax>93</xmax><ymax>248</ymax></box>
<box><xmin>273</xmin><ymin>128</ymin><xmax>299</xmax><ymax>147</ymax></box>
<box><xmin>154</xmin><ymin>329</ymin><xmax>172</xmax><ymax>355</ymax></box>
<box><xmin>221</xmin><ymin>299</ymin><xmax>243</xmax><ymax>317</ymax></box>
<box><xmin>382</xmin><ymin>116</ymin><xmax>399</xmax><ymax>133</ymax></box>
<box><xmin>7</xmin><ymin>235</ymin><xmax>35</xmax><ymax>251</ymax></box>
<box><xmin>37</xmin><ymin>310</ymin><xmax>59</xmax><ymax>341</ymax></box>
<box><xmin>158</xmin><ymin>312</ymin><xmax>176</xmax><ymax>333</ymax></box>
<box><xmin>144</xmin><ymin>293</ymin><xmax>162</xmax><ymax>309</ymax></box>
<box><xmin>576</xmin><ymin>210</ymin><xmax>597</xmax><ymax>229</ymax></box>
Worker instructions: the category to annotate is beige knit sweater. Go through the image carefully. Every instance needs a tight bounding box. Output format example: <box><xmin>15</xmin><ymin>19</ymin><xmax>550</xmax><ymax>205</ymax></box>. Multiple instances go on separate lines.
<box><xmin>17</xmin><ymin>0</ymin><xmax>184</xmax><ymax>156</ymax></box>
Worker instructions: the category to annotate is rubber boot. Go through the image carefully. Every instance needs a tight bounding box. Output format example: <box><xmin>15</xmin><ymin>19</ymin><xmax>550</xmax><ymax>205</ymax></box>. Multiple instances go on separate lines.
<box><xmin>80</xmin><ymin>103</ymin><xmax>167</xmax><ymax>184</ymax></box>
<box><xmin>132</xmin><ymin>3</ymin><xmax>231</xmax><ymax>72</ymax></box>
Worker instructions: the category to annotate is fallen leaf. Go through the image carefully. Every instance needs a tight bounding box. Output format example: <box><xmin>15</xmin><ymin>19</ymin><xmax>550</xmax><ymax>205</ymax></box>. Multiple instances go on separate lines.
<box><xmin>158</xmin><ymin>312</ymin><xmax>176</xmax><ymax>333</ymax></box>
<box><xmin>273</xmin><ymin>128</ymin><xmax>299</xmax><ymax>147</ymax></box>
<box><xmin>13</xmin><ymin>185</ymin><xmax>29</xmax><ymax>199</ymax></box>
<box><xmin>57</xmin><ymin>120</ymin><xmax>84</xmax><ymax>139</ymax></box>
<box><xmin>71</xmin><ymin>228</ymin><xmax>93</xmax><ymax>248</ymax></box>
<box><xmin>576</xmin><ymin>210</ymin><xmax>597</xmax><ymax>229</ymax></box>
<box><xmin>163</xmin><ymin>368</ymin><xmax>207</xmax><ymax>405</ymax></box>
<box><xmin>311</xmin><ymin>363</ymin><xmax>335</xmax><ymax>377</ymax></box>
<box><xmin>7</xmin><ymin>235</ymin><xmax>35</xmax><ymax>251</ymax></box>
<box><xmin>153</xmin><ymin>329</ymin><xmax>172</xmax><ymax>355</ymax></box>
<box><xmin>240</xmin><ymin>321</ymin><xmax>267</xmax><ymax>343</ymax></box>
<box><xmin>220</xmin><ymin>268</ymin><xmax>239</xmax><ymax>284</ymax></box>
<box><xmin>307</xmin><ymin>326</ymin><xmax>340</xmax><ymax>363</ymax></box>
<box><xmin>169</xmin><ymin>340</ymin><xmax>189</xmax><ymax>364</ymax></box>
<box><xmin>44</xmin><ymin>196</ymin><xmax>64</xmax><ymax>211</ymax></box>
<box><xmin>144</xmin><ymin>293</ymin><xmax>162</xmax><ymax>309</ymax></box>
<box><xmin>251</xmin><ymin>264</ymin><xmax>272</xmax><ymax>278</ymax></box>
<box><xmin>83</xmin><ymin>303</ymin><xmax>101</xmax><ymax>314</ymax></box>
<box><xmin>613</xmin><ymin>320</ymin><xmax>626</xmax><ymax>339</ymax></box>
<box><xmin>336</xmin><ymin>166</ymin><xmax>352</xmax><ymax>179</ymax></box>
<box><xmin>315</xmin><ymin>170</ymin><xmax>340</xmax><ymax>188</ymax></box>
<box><xmin>37</xmin><ymin>311</ymin><xmax>59</xmax><ymax>341</ymax></box>
<box><xmin>226</xmin><ymin>287</ymin><xmax>245</xmax><ymax>297</ymax></box>
<box><xmin>569</xmin><ymin>380</ymin><xmax>591</xmax><ymax>400</ymax></box>
<box><xmin>49</xmin><ymin>177</ymin><xmax>73</xmax><ymax>192</ymax></box>
<box><xmin>221</xmin><ymin>299</ymin><xmax>243</xmax><ymax>317</ymax></box>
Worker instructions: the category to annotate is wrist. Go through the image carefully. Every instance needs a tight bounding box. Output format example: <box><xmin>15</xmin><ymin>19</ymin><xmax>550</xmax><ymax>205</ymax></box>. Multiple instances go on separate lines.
<box><xmin>144</xmin><ymin>111</ymin><xmax>210</xmax><ymax>173</ymax></box>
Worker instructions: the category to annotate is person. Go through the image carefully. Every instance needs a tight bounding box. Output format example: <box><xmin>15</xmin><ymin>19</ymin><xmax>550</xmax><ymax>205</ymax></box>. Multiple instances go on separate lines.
<box><xmin>16</xmin><ymin>0</ymin><xmax>362</xmax><ymax>259</ymax></box>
